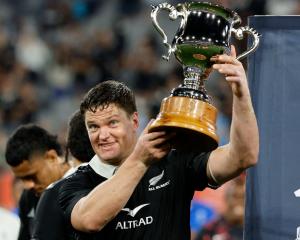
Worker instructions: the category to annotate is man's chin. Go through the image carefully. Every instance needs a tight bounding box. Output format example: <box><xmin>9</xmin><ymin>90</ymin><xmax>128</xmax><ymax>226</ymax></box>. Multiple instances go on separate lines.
<box><xmin>99</xmin><ymin>154</ymin><xmax>122</xmax><ymax>165</ymax></box>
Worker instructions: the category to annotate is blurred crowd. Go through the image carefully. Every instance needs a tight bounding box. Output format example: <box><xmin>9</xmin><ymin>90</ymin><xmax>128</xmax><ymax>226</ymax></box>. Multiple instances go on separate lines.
<box><xmin>0</xmin><ymin>0</ymin><xmax>298</xmax><ymax>239</ymax></box>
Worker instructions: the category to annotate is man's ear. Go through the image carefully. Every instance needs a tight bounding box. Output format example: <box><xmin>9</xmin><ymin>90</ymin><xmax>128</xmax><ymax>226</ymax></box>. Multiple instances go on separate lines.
<box><xmin>44</xmin><ymin>149</ymin><xmax>58</xmax><ymax>163</ymax></box>
<box><xmin>132</xmin><ymin>112</ymin><xmax>139</xmax><ymax>130</ymax></box>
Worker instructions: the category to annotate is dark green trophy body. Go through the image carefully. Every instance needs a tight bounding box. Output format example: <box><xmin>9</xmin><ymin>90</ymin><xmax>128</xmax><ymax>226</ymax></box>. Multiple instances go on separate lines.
<box><xmin>173</xmin><ymin>2</ymin><xmax>233</xmax><ymax>73</ymax></box>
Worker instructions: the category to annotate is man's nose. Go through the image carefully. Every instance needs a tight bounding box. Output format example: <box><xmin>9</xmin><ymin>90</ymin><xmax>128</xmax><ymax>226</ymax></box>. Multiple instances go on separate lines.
<box><xmin>22</xmin><ymin>179</ymin><xmax>35</xmax><ymax>190</ymax></box>
<box><xmin>99</xmin><ymin>127</ymin><xmax>110</xmax><ymax>140</ymax></box>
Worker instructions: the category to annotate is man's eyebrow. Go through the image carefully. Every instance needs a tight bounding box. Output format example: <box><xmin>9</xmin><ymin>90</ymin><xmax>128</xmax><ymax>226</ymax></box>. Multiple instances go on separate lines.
<box><xmin>18</xmin><ymin>173</ymin><xmax>35</xmax><ymax>180</ymax></box>
<box><xmin>86</xmin><ymin>114</ymin><xmax>120</xmax><ymax>122</ymax></box>
<box><xmin>86</xmin><ymin>120</ymin><xmax>96</xmax><ymax>124</ymax></box>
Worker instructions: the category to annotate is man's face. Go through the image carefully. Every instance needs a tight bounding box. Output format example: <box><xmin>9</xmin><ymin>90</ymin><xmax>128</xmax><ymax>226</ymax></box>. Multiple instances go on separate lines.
<box><xmin>11</xmin><ymin>151</ymin><xmax>62</xmax><ymax>196</ymax></box>
<box><xmin>85</xmin><ymin>104</ymin><xmax>139</xmax><ymax>165</ymax></box>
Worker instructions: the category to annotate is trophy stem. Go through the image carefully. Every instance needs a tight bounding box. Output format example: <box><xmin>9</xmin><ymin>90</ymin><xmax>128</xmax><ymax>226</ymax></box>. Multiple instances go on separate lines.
<box><xmin>183</xmin><ymin>66</ymin><xmax>204</xmax><ymax>90</ymax></box>
<box><xmin>171</xmin><ymin>66</ymin><xmax>211</xmax><ymax>103</ymax></box>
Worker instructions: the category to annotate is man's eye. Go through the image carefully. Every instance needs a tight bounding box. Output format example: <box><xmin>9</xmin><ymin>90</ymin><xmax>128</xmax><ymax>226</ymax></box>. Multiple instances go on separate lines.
<box><xmin>88</xmin><ymin>125</ymin><xmax>98</xmax><ymax>131</ymax></box>
<box><xmin>109</xmin><ymin>120</ymin><xmax>118</xmax><ymax>126</ymax></box>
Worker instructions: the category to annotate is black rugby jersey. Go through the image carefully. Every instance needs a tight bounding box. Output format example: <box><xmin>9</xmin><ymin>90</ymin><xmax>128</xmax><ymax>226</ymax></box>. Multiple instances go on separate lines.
<box><xmin>18</xmin><ymin>189</ymin><xmax>39</xmax><ymax>240</ymax></box>
<box><xmin>32</xmin><ymin>166</ymin><xmax>84</xmax><ymax>240</ymax></box>
<box><xmin>32</xmin><ymin>179</ymin><xmax>73</xmax><ymax>240</ymax></box>
<box><xmin>59</xmin><ymin>150</ymin><xmax>211</xmax><ymax>240</ymax></box>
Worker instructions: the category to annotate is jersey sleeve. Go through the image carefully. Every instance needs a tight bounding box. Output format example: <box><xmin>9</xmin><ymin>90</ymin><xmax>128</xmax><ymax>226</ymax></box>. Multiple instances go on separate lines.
<box><xmin>58</xmin><ymin>169</ymin><xmax>93</xmax><ymax>225</ymax></box>
<box><xmin>170</xmin><ymin>150</ymin><xmax>212</xmax><ymax>191</ymax></box>
<box><xmin>186</xmin><ymin>151</ymin><xmax>212</xmax><ymax>191</ymax></box>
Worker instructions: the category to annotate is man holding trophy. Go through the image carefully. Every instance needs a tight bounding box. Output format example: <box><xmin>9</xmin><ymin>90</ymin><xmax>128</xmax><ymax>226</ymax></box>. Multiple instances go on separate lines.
<box><xmin>58</xmin><ymin>2</ymin><xmax>259</xmax><ymax>240</ymax></box>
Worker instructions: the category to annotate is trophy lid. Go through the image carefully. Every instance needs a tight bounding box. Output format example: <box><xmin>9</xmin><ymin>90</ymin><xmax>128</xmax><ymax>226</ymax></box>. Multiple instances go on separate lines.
<box><xmin>176</xmin><ymin>1</ymin><xmax>241</xmax><ymax>25</ymax></box>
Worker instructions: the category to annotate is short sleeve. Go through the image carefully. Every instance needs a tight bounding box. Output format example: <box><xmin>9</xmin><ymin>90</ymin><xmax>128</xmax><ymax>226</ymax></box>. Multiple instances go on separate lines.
<box><xmin>185</xmin><ymin>151</ymin><xmax>212</xmax><ymax>191</ymax></box>
<box><xmin>58</xmin><ymin>169</ymin><xmax>93</xmax><ymax>224</ymax></box>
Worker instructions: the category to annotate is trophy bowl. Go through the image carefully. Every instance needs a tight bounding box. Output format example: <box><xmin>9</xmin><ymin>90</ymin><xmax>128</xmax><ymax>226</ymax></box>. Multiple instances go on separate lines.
<box><xmin>150</xmin><ymin>1</ymin><xmax>260</xmax><ymax>152</ymax></box>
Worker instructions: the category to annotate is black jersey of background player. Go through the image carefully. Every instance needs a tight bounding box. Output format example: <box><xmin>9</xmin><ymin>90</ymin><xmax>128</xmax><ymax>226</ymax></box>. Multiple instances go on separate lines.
<box><xmin>18</xmin><ymin>189</ymin><xmax>39</xmax><ymax>240</ymax></box>
<box><xmin>31</xmin><ymin>178</ymin><xmax>75</xmax><ymax>240</ymax></box>
<box><xmin>59</xmin><ymin>150</ymin><xmax>211</xmax><ymax>240</ymax></box>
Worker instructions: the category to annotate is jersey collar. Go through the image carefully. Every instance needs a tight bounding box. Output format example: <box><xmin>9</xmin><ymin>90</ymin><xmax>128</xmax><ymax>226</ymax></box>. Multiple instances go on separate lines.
<box><xmin>63</xmin><ymin>162</ymin><xmax>89</xmax><ymax>178</ymax></box>
<box><xmin>89</xmin><ymin>155</ymin><xmax>117</xmax><ymax>178</ymax></box>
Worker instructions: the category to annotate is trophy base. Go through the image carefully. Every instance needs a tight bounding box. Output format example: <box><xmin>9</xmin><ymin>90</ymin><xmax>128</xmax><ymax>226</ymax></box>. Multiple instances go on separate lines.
<box><xmin>149</xmin><ymin>96</ymin><xmax>219</xmax><ymax>152</ymax></box>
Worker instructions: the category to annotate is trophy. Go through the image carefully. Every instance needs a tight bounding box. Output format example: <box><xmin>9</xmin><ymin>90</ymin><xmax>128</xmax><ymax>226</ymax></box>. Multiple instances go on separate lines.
<box><xmin>150</xmin><ymin>2</ymin><xmax>260</xmax><ymax>152</ymax></box>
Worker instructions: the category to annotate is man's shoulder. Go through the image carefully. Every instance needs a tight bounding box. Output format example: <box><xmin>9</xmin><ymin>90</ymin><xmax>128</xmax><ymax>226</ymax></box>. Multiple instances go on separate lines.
<box><xmin>58</xmin><ymin>164</ymin><xmax>101</xmax><ymax>193</ymax></box>
<box><xmin>75</xmin><ymin>164</ymin><xmax>94</xmax><ymax>175</ymax></box>
<box><xmin>46</xmin><ymin>165</ymin><xmax>94</xmax><ymax>191</ymax></box>
<box><xmin>46</xmin><ymin>178</ymin><xmax>66</xmax><ymax>191</ymax></box>
<box><xmin>65</xmin><ymin>164</ymin><xmax>94</xmax><ymax>180</ymax></box>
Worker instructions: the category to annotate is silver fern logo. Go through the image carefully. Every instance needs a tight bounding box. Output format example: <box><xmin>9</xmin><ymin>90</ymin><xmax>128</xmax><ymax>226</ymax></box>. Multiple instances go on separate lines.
<box><xmin>149</xmin><ymin>170</ymin><xmax>164</xmax><ymax>186</ymax></box>
<box><xmin>148</xmin><ymin>170</ymin><xmax>170</xmax><ymax>191</ymax></box>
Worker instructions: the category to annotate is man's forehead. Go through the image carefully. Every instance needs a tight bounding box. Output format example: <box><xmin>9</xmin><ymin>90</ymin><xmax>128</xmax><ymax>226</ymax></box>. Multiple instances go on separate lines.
<box><xmin>85</xmin><ymin>104</ymin><xmax>123</xmax><ymax>119</ymax></box>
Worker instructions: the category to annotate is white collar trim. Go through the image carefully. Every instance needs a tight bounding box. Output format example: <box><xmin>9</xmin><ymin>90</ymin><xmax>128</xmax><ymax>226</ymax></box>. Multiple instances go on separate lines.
<box><xmin>89</xmin><ymin>155</ymin><xmax>117</xmax><ymax>178</ymax></box>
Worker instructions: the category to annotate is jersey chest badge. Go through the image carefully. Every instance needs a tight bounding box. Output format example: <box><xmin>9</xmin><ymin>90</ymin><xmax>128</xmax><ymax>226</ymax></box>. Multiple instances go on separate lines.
<box><xmin>148</xmin><ymin>170</ymin><xmax>170</xmax><ymax>191</ymax></box>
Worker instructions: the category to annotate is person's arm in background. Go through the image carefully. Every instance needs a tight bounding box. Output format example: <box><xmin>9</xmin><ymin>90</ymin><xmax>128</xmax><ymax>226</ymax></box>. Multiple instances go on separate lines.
<box><xmin>207</xmin><ymin>45</ymin><xmax>259</xmax><ymax>185</ymax></box>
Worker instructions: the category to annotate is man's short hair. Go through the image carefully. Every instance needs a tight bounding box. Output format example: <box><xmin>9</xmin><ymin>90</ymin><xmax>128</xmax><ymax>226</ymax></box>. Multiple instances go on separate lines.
<box><xmin>80</xmin><ymin>80</ymin><xmax>137</xmax><ymax>116</ymax></box>
<box><xmin>66</xmin><ymin>110</ymin><xmax>94</xmax><ymax>163</ymax></box>
<box><xmin>5</xmin><ymin>124</ymin><xmax>62</xmax><ymax>167</ymax></box>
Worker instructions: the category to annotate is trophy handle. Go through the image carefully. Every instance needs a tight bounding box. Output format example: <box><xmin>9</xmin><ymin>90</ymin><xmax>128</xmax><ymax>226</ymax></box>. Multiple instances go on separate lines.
<box><xmin>151</xmin><ymin>3</ymin><xmax>183</xmax><ymax>61</ymax></box>
<box><xmin>231</xmin><ymin>26</ymin><xmax>260</xmax><ymax>60</ymax></box>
